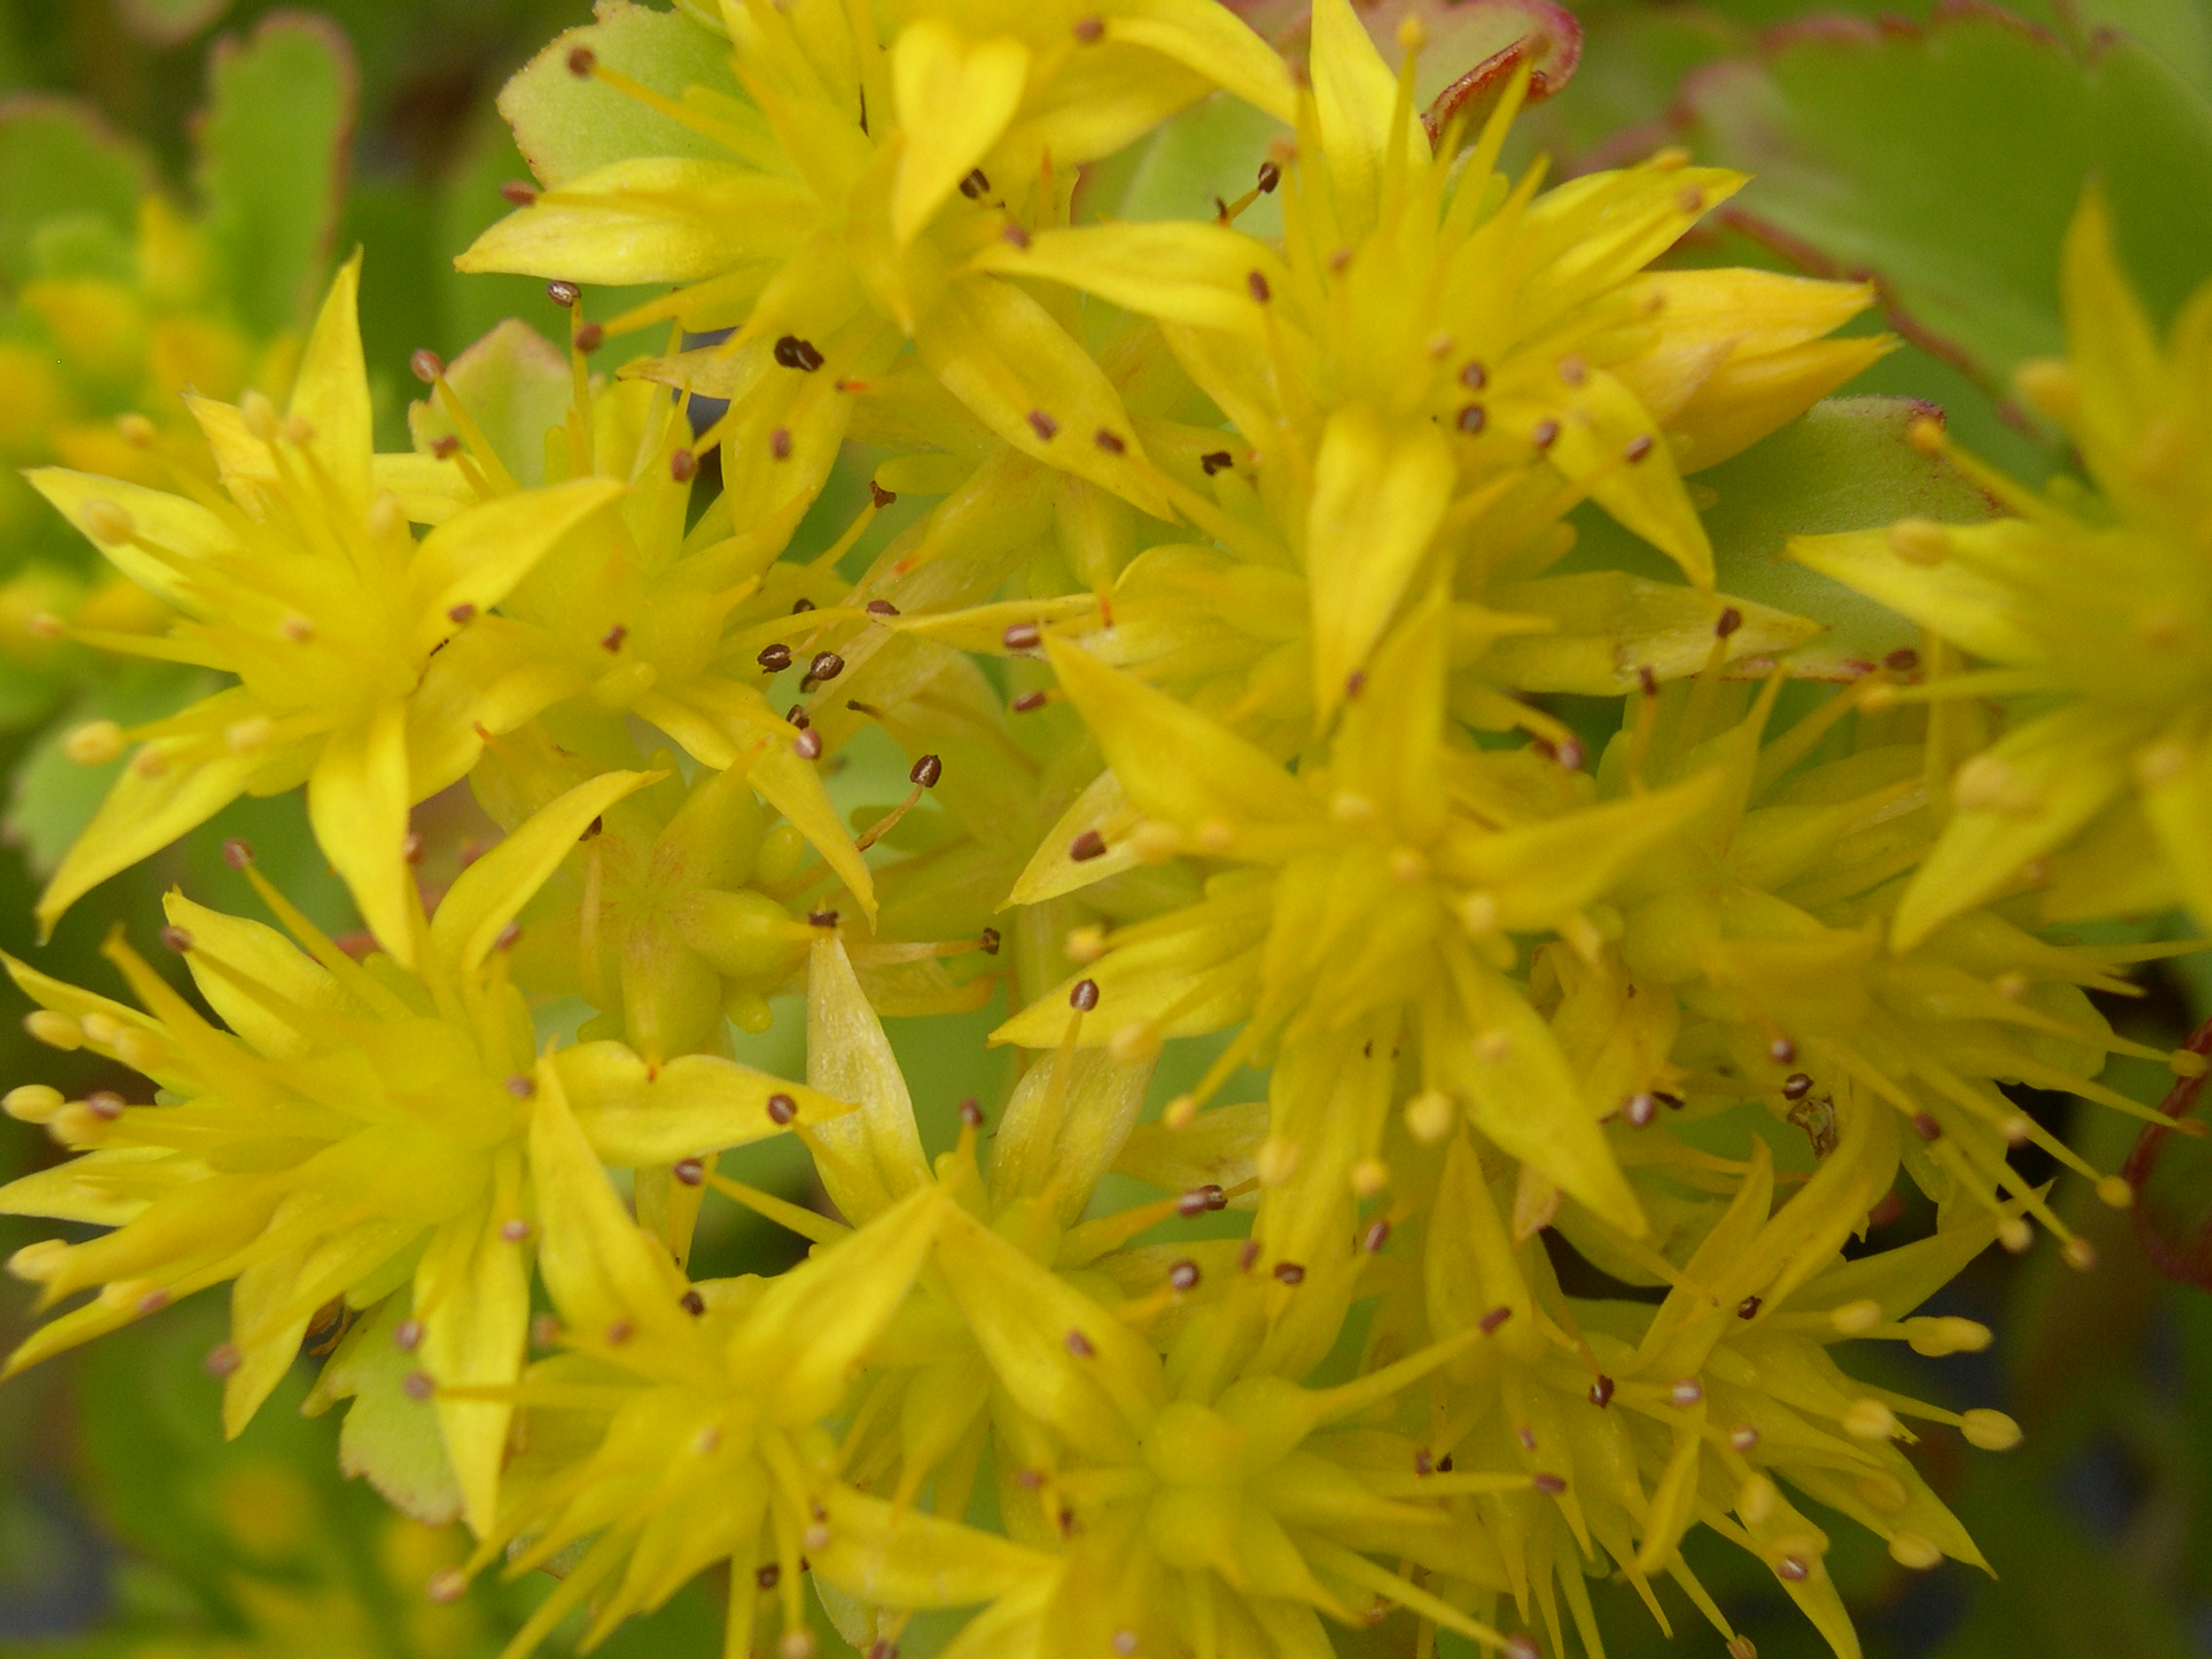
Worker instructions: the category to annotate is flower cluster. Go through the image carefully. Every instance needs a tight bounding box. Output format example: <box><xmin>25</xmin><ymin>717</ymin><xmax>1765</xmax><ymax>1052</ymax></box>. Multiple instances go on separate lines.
<box><xmin>4</xmin><ymin>3</ymin><xmax>2206</xmax><ymax>1658</ymax></box>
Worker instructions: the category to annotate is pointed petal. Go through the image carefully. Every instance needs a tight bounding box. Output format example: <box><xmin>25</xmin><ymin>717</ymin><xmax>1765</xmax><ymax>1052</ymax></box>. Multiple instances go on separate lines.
<box><xmin>405</xmin><ymin>478</ymin><xmax>624</xmax><ymax>653</ymax></box>
<box><xmin>23</xmin><ymin>468</ymin><xmax>237</xmax><ymax>615</ymax></box>
<box><xmin>430</xmin><ymin>769</ymin><xmax>654</xmax><ymax>974</ymax></box>
<box><xmin>555</xmin><ymin>1042</ymin><xmax>847</xmax><ymax>1165</ymax></box>
<box><xmin>804</xmin><ymin>937</ymin><xmax>930</xmax><ymax>1224</ymax></box>
<box><xmin>891</xmin><ymin>20</ymin><xmax>1029</xmax><ymax>246</ymax></box>
<box><xmin>419</xmin><ymin>1206</ymin><xmax>530</xmax><ymax>1535</ymax></box>
<box><xmin>306</xmin><ymin>701</ymin><xmax>415</xmax><ymax>964</ymax></box>
<box><xmin>289</xmin><ymin>252</ymin><xmax>374</xmax><ymax>511</ymax></box>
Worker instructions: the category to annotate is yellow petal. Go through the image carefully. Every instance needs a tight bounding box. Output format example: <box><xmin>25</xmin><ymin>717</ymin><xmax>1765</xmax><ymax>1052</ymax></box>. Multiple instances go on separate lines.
<box><xmin>804</xmin><ymin>937</ymin><xmax>930</xmax><ymax>1224</ymax></box>
<box><xmin>556</xmin><ymin>1042</ymin><xmax>847</xmax><ymax>1165</ymax></box>
<box><xmin>430</xmin><ymin>768</ymin><xmax>654</xmax><ymax>974</ymax></box>
<box><xmin>307</xmin><ymin>701</ymin><xmax>415</xmax><ymax>965</ymax></box>
<box><xmin>891</xmin><ymin>19</ymin><xmax>1029</xmax><ymax>247</ymax></box>
<box><xmin>419</xmin><ymin>1201</ymin><xmax>531</xmax><ymax>1535</ymax></box>
<box><xmin>1307</xmin><ymin>403</ymin><xmax>1456</xmax><ymax>720</ymax></box>
<box><xmin>23</xmin><ymin>467</ymin><xmax>238</xmax><ymax>617</ymax></box>
<box><xmin>405</xmin><ymin>478</ymin><xmax>624</xmax><ymax>653</ymax></box>
<box><xmin>289</xmin><ymin>252</ymin><xmax>374</xmax><ymax>511</ymax></box>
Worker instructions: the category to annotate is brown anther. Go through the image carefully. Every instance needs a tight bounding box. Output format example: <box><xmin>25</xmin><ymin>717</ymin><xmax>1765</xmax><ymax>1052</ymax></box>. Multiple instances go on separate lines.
<box><xmin>1345</xmin><ymin>670</ymin><xmax>1366</xmax><ymax>698</ymax></box>
<box><xmin>1531</xmin><ymin>419</ymin><xmax>1560</xmax><ymax>449</ymax></box>
<box><xmin>1480</xmin><ymin>1305</ymin><xmax>1513</xmax><ymax>1334</ymax></box>
<box><xmin>1238</xmin><ymin>1239</ymin><xmax>1262</xmax><ymax>1272</ymax></box>
<box><xmin>869</xmin><ymin>481</ymin><xmax>897</xmax><ymax>508</ymax></box>
<box><xmin>1003</xmin><ymin>621</ymin><xmax>1043</xmax><ymax>651</ymax></box>
<box><xmin>547</xmin><ymin>280</ymin><xmax>582</xmax><ymax>309</ymax></box>
<box><xmin>601</xmin><ymin>624</ymin><xmax>627</xmax><ymax>652</ymax></box>
<box><xmin>1777</xmin><ymin>1555</ymin><xmax>1811</xmax><ymax>1582</ymax></box>
<box><xmin>1738</xmin><ymin>1295</ymin><xmax>1762</xmax><ymax>1319</ymax></box>
<box><xmin>499</xmin><ymin>1219</ymin><xmax>533</xmax><ymax>1243</ymax></box>
<box><xmin>792</xmin><ymin>599</ymin><xmax>816</xmax><ymax>614</ymax></box>
<box><xmin>959</xmin><ymin>167</ymin><xmax>990</xmax><ymax>199</ymax></box>
<box><xmin>978</xmin><ymin>927</ymin><xmax>1001</xmax><ymax>954</ymax></box>
<box><xmin>1002</xmin><ymin>220</ymin><xmax>1031</xmax><ymax>249</ymax></box>
<box><xmin>866</xmin><ymin>599</ymin><xmax>900</xmax><ymax>616</ymax></box>
<box><xmin>573</xmin><ymin>322</ymin><xmax>605</xmax><ymax>353</ymax></box>
<box><xmin>1714</xmin><ymin>607</ymin><xmax>1744</xmax><ymax>638</ymax></box>
<box><xmin>670</xmin><ymin>449</ymin><xmax>698</xmax><ymax>482</ymax></box>
<box><xmin>793</xmin><ymin>727</ymin><xmax>824</xmax><ymax>759</ymax></box>
<box><xmin>1588</xmin><ymin>1375</ymin><xmax>1615</xmax><ymax>1408</ymax></box>
<box><xmin>1362</xmin><ymin>1218</ymin><xmax>1391</xmax><ymax>1252</ymax></box>
<box><xmin>1670</xmin><ymin>1378</ymin><xmax>1705</xmax><ymax>1407</ymax></box>
<box><xmin>532</xmin><ymin>1313</ymin><xmax>561</xmax><ymax>1348</ymax></box>
<box><xmin>1012</xmin><ymin>690</ymin><xmax>1049</xmax><ymax>712</ymax></box>
<box><xmin>772</xmin><ymin>336</ymin><xmax>826</xmax><ymax>372</ymax></box>
<box><xmin>769</xmin><ymin>426</ymin><xmax>793</xmax><ymax>460</ymax></box>
<box><xmin>675</xmin><ymin>1158</ymin><xmax>705</xmax><ymax>1186</ymax></box>
<box><xmin>394</xmin><ymin>1318</ymin><xmax>424</xmax><ymax>1351</ymax></box>
<box><xmin>1769</xmin><ymin>1036</ymin><xmax>1796</xmax><ymax>1063</ymax></box>
<box><xmin>401</xmin><ymin>830</ymin><xmax>425</xmax><ymax>865</ymax></box>
<box><xmin>1517</xmin><ymin>1426</ymin><xmax>1537</xmax><ymax>1450</ymax></box>
<box><xmin>1072</xmin><ymin>13</ymin><xmax>1105</xmax><ymax>38</ymax></box>
<box><xmin>1912</xmin><ymin>1112</ymin><xmax>1942</xmax><ymax>1141</ymax></box>
<box><xmin>1624</xmin><ymin>433</ymin><xmax>1654</xmax><ymax>463</ymax></box>
<box><xmin>410</xmin><ymin>349</ymin><xmax>445</xmax><ymax>384</ymax></box>
<box><xmin>1560</xmin><ymin>355</ymin><xmax>1587</xmax><ymax>386</ymax></box>
<box><xmin>1637</xmin><ymin>664</ymin><xmax>1659</xmax><ymax>696</ymax></box>
<box><xmin>1504</xmin><ymin>1638</ymin><xmax>1541</xmax><ymax>1659</ymax></box>
<box><xmin>1456</xmin><ymin>404</ymin><xmax>1487</xmax><ymax>434</ymax></box>
<box><xmin>87</xmin><ymin>1091</ymin><xmax>126</xmax><ymax>1120</ymax></box>
<box><xmin>1172</xmin><ymin>1187</ymin><xmax>1217</xmax><ymax>1220</ymax></box>
<box><xmin>756</xmin><ymin>1564</ymin><xmax>781</xmax><ymax>1589</ymax></box>
<box><xmin>1069</xmin><ymin>978</ymin><xmax>1099</xmax><ymax>1012</ymax></box>
<box><xmin>1065</xmin><ymin>1328</ymin><xmax>1095</xmax><ymax>1358</ymax></box>
<box><xmin>1026</xmin><ymin>410</ymin><xmax>1059</xmax><ymax>442</ymax></box>
<box><xmin>159</xmin><ymin>926</ymin><xmax>193</xmax><ymax>953</ymax></box>
<box><xmin>1199</xmin><ymin>450</ymin><xmax>1234</xmax><ymax>474</ymax></box>
<box><xmin>567</xmin><ymin>44</ymin><xmax>598</xmax><ymax>75</ymax></box>
<box><xmin>1783</xmin><ymin>1072</ymin><xmax>1813</xmax><ymax>1100</ymax></box>
<box><xmin>505</xmin><ymin>1074</ymin><xmax>535</xmax><ymax>1099</ymax></box>
<box><xmin>1885</xmin><ymin>646</ymin><xmax>1919</xmax><ymax>671</ymax></box>
<box><xmin>1070</xmin><ymin>830</ymin><xmax>1107</xmax><ymax>862</ymax></box>
<box><xmin>1246</xmin><ymin>271</ymin><xmax>1271</xmax><ymax>303</ymax></box>
<box><xmin>448</xmin><ymin>603</ymin><xmax>476</xmax><ymax>624</ymax></box>
<box><xmin>1094</xmin><ymin>428</ymin><xmax>1126</xmax><ymax>454</ymax></box>
<box><xmin>1273</xmin><ymin>1261</ymin><xmax>1306</xmax><ymax>1285</ymax></box>
<box><xmin>204</xmin><ymin>1343</ymin><xmax>242</xmax><ymax>1378</ymax></box>
<box><xmin>809</xmin><ymin>650</ymin><xmax>844</xmax><ymax>682</ymax></box>
<box><xmin>1533</xmin><ymin>1473</ymin><xmax>1567</xmax><ymax>1495</ymax></box>
<box><xmin>402</xmin><ymin>1371</ymin><xmax>434</xmax><ymax>1401</ymax></box>
<box><xmin>957</xmin><ymin>1097</ymin><xmax>984</xmax><ymax>1129</ymax></box>
<box><xmin>681</xmin><ymin>1289</ymin><xmax>707</xmax><ymax>1315</ymax></box>
<box><xmin>1623</xmin><ymin>1091</ymin><xmax>1658</xmax><ymax>1127</ymax></box>
<box><xmin>757</xmin><ymin>643</ymin><xmax>793</xmax><ymax>672</ymax></box>
<box><xmin>808</xmin><ymin>909</ymin><xmax>838</xmax><ymax>928</ymax></box>
<box><xmin>499</xmin><ymin>180</ymin><xmax>538</xmax><ymax>205</ymax></box>
<box><xmin>431</xmin><ymin>434</ymin><xmax>461</xmax><ymax>460</ymax></box>
<box><xmin>497</xmin><ymin>922</ymin><xmax>522</xmax><ymax>951</ymax></box>
<box><xmin>1256</xmin><ymin>160</ymin><xmax>1281</xmax><ymax>192</ymax></box>
<box><xmin>1730</xmin><ymin>1423</ymin><xmax>1759</xmax><ymax>1451</ymax></box>
<box><xmin>1168</xmin><ymin>1260</ymin><xmax>1200</xmax><ymax>1291</ymax></box>
<box><xmin>1414</xmin><ymin>1451</ymin><xmax>1434</xmax><ymax>1476</ymax></box>
<box><xmin>606</xmin><ymin>1318</ymin><xmax>633</xmax><ymax>1345</ymax></box>
<box><xmin>1460</xmin><ymin>360</ymin><xmax>1488</xmax><ymax>389</ymax></box>
<box><xmin>766</xmin><ymin>1093</ymin><xmax>797</xmax><ymax>1125</ymax></box>
<box><xmin>1552</xmin><ymin>736</ymin><xmax>1585</xmax><ymax>771</ymax></box>
<box><xmin>1014</xmin><ymin>1468</ymin><xmax>1046</xmax><ymax>1490</ymax></box>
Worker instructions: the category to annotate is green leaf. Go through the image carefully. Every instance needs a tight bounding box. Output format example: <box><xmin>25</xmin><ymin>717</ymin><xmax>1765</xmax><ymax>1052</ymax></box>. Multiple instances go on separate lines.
<box><xmin>1686</xmin><ymin>11</ymin><xmax>2212</xmax><ymax>391</ymax></box>
<box><xmin>409</xmin><ymin>318</ymin><xmax>571</xmax><ymax>489</ymax></box>
<box><xmin>0</xmin><ymin>100</ymin><xmax>148</xmax><ymax>288</ymax></box>
<box><xmin>1559</xmin><ymin>394</ymin><xmax>1993</xmax><ymax>677</ymax></box>
<box><xmin>198</xmin><ymin>15</ymin><xmax>358</xmax><ymax>339</ymax></box>
<box><xmin>116</xmin><ymin>0</ymin><xmax>237</xmax><ymax>48</ymax></box>
<box><xmin>498</xmin><ymin>0</ymin><xmax>750</xmax><ymax>188</ymax></box>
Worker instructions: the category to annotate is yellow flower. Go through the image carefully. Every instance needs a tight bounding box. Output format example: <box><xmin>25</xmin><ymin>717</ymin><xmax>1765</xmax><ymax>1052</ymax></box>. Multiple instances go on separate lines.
<box><xmin>995</xmin><ymin>605</ymin><xmax>1718</xmax><ymax>1231</ymax></box>
<box><xmin>459</xmin><ymin>0</ymin><xmax>1292</xmax><ymax>514</ymax></box>
<box><xmin>26</xmin><ymin>259</ymin><xmax>625</xmax><ymax>958</ymax></box>
<box><xmin>969</xmin><ymin>0</ymin><xmax>1884</xmax><ymax>714</ymax></box>
<box><xmin>925</xmin><ymin>1192</ymin><xmax>1523</xmax><ymax>1659</ymax></box>
<box><xmin>449</xmin><ymin>1053</ymin><xmax>1043</xmax><ymax>1659</ymax></box>
<box><xmin>0</xmin><ymin>772</ymin><xmax>846</xmax><ymax>1532</ymax></box>
<box><xmin>1790</xmin><ymin>189</ymin><xmax>2212</xmax><ymax>942</ymax></box>
<box><xmin>1364</xmin><ymin>1106</ymin><xmax>2022</xmax><ymax>1659</ymax></box>
<box><xmin>1597</xmin><ymin>658</ymin><xmax>2201</xmax><ymax>1247</ymax></box>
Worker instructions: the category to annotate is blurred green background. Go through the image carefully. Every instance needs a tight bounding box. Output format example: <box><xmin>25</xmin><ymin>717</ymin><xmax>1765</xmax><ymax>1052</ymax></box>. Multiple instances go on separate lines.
<box><xmin>3</xmin><ymin>0</ymin><xmax>2212</xmax><ymax>1654</ymax></box>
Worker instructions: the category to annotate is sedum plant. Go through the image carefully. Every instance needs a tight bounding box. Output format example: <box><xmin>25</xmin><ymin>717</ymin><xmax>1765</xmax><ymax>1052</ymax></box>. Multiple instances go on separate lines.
<box><xmin>3</xmin><ymin>2</ymin><xmax>2209</xmax><ymax>1658</ymax></box>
